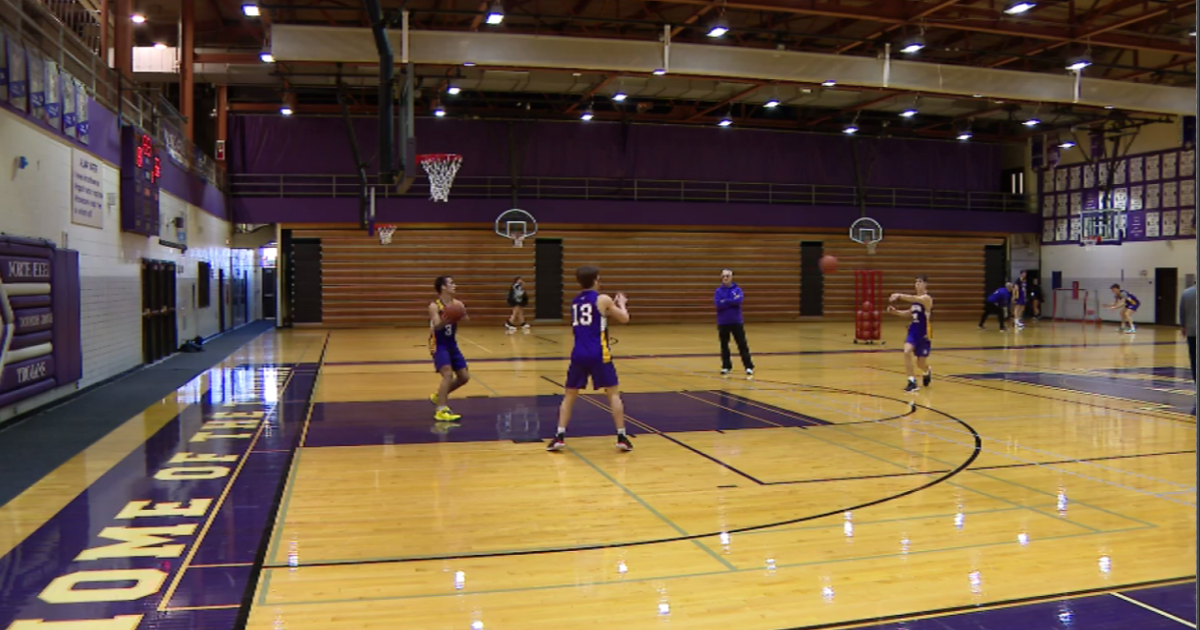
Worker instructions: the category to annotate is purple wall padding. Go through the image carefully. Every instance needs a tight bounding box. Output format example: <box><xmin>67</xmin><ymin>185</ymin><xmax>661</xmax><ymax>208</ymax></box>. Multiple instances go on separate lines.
<box><xmin>233</xmin><ymin>196</ymin><xmax>1041</xmax><ymax>234</ymax></box>
<box><xmin>229</xmin><ymin>116</ymin><xmax>1007</xmax><ymax>192</ymax></box>
<box><xmin>52</xmin><ymin>248</ymin><xmax>82</xmax><ymax>386</ymax></box>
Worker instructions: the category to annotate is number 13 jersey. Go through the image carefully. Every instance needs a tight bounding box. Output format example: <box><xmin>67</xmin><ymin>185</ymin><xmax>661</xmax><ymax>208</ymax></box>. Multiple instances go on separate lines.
<box><xmin>571</xmin><ymin>290</ymin><xmax>612</xmax><ymax>363</ymax></box>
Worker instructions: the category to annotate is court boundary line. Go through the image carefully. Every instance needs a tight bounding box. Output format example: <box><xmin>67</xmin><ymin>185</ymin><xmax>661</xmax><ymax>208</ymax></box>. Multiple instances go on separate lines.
<box><xmin>232</xmin><ymin>332</ymin><xmax>331</xmax><ymax>630</ymax></box>
<box><xmin>261</xmin><ymin>388</ymin><xmax>981</xmax><ymax>568</ymax></box>
<box><xmin>1111</xmin><ymin>591</ymin><xmax>1199</xmax><ymax>628</ymax></box>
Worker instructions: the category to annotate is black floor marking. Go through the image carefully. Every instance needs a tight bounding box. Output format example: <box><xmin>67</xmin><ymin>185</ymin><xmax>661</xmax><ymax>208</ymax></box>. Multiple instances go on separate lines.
<box><xmin>265</xmin><ymin>382</ymin><xmax>981</xmax><ymax>568</ymax></box>
<box><xmin>534</xmin><ymin>335</ymin><xmax>559</xmax><ymax>344</ymax></box>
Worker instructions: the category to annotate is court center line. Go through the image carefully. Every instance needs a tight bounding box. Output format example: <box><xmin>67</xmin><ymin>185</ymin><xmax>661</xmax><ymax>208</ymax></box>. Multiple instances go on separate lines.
<box><xmin>1111</xmin><ymin>592</ymin><xmax>1198</xmax><ymax>628</ymax></box>
<box><xmin>566</xmin><ymin>446</ymin><xmax>738</xmax><ymax>571</ymax></box>
<box><xmin>457</xmin><ymin>335</ymin><xmax>495</xmax><ymax>354</ymax></box>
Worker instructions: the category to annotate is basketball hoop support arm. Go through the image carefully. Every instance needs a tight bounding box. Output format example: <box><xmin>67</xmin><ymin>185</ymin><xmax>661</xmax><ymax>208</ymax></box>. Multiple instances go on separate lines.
<box><xmin>365</xmin><ymin>0</ymin><xmax>396</xmax><ymax>186</ymax></box>
<box><xmin>662</xmin><ymin>25</ymin><xmax>670</xmax><ymax>73</ymax></box>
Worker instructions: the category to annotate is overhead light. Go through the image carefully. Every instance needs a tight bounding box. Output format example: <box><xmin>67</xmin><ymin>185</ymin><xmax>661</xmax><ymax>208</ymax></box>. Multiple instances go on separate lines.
<box><xmin>434</xmin><ymin>106</ymin><xmax>447</xmax><ymax>117</ymax></box>
<box><xmin>843</xmin><ymin>124</ymin><xmax>858</xmax><ymax>134</ymax></box>
<box><xmin>259</xmin><ymin>51</ymin><xmax>274</xmax><ymax>63</ymax></box>
<box><xmin>899</xmin><ymin>37</ymin><xmax>925</xmax><ymax>54</ymax></box>
<box><xmin>900</xmin><ymin>109</ymin><xmax>918</xmax><ymax>118</ymax></box>
<box><xmin>1022</xmin><ymin>118</ymin><xmax>1040</xmax><ymax>126</ymax></box>
<box><xmin>242</xmin><ymin>3</ymin><xmax>260</xmax><ymax>17</ymax></box>
<box><xmin>1104</xmin><ymin>105</ymin><xmax>1115</xmax><ymax>109</ymax></box>
<box><xmin>764</xmin><ymin>99</ymin><xmax>780</xmax><ymax>108</ymax></box>
<box><xmin>706</xmin><ymin>16</ymin><xmax>730</xmax><ymax>38</ymax></box>
<box><xmin>972</xmin><ymin>94</ymin><xmax>983</xmax><ymax>98</ymax></box>
<box><xmin>612</xmin><ymin>92</ymin><xmax>627</xmax><ymax>102</ymax></box>
<box><xmin>1191</xmin><ymin>29</ymin><xmax>1197</xmax><ymax>37</ymax></box>
<box><xmin>153</xmin><ymin>42</ymin><xmax>167</xmax><ymax>50</ymax></box>
<box><xmin>447</xmin><ymin>85</ymin><xmax>461</xmax><ymax>95</ymax></box>
<box><xmin>718</xmin><ymin>117</ymin><xmax>733</xmax><ymax>127</ymax></box>
<box><xmin>822</xmin><ymin>79</ymin><xmax>837</xmax><ymax>87</ymax></box>
<box><xmin>130</xmin><ymin>13</ymin><xmax>146</xmax><ymax>23</ymax></box>
<box><xmin>463</xmin><ymin>62</ymin><xmax>477</xmax><ymax>67</ymax></box>
<box><xmin>279</xmin><ymin>106</ymin><xmax>293</xmax><ymax>116</ymax></box>
<box><xmin>580</xmin><ymin>108</ymin><xmax>594</xmax><ymax>121</ymax></box>
<box><xmin>485</xmin><ymin>1</ymin><xmax>504</xmax><ymax>25</ymax></box>
<box><xmin>1066</xmin><ymin>54</ymin><xmax>1092</xmax><ymax>71</ymax></box>
<box><xmin>957</xmin><ymin>131</ymin><xmax>973</xmax><ymax>141</ymax></box>
<box><xmin>1004</xmin><ymin>1</ymin><xmax>1036</xmax><ymax>14</ymax></box>
<box><xmin>1059</xmin><ymin>140</ymin><xmax>1076</xmax><ymax>149</ymax></box>
<box><xmin>653</xmin><ymin>68</ymin><xmax>667</xmax><ymax>76</ymax></box>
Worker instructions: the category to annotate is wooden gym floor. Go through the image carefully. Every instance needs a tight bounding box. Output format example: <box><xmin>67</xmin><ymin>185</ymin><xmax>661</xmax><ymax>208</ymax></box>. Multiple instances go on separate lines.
<box><xmin>0</xmin><ymin>319</ymin><xmax>1195</xmax><ymax>630</ymax></box>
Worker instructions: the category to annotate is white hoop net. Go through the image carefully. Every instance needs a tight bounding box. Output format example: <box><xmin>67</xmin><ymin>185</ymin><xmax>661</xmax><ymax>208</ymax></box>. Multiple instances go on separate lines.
<box><xmin>513</xmin><ymin>235</ymin><xmax>526</xmax><ymax>248</ymax></box>
<box><xmin>1081</xmin><ymin>235</ymin><xmax>1100</xmax><ymax>252</ymax></box>
<box><xmin>377</xmin><ymin>225</ymin><xmax>397</xmax><ymax>245</ymax></box>
<box><xmin>418</xmin><ymin>154</ymin><xmax>463</xmax><ymax>202</ymax></box>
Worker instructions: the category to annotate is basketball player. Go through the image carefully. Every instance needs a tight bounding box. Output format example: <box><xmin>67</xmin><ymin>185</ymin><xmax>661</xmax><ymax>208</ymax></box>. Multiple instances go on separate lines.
<box><xmin>505</xmin><ymin>276</ymin><xmax>531</xmax><ymax>335</ymax></box>
<box><xmin>1011</xmin><ymin>270</ymin><xmax>1028</xmax><ymax>330</ymax></box>
<box><xmin>428</xmin><ymin>276</ymin><xmax>471</xmax><ymax>422</ymax></box>
<box><xmin>547</xmin><ymin>265</ymin><xmax>632</xmax><ymax>452</ymax></box>
<box><xmin>1106</xmin><ymin>283</ymin><xmax>1141</xmax><ymax>334</ymax></box>
<box><xmin>979</xmin><ymin>283</ymin><xmax>1012</xmax><ymax>331</ymax></box>
<box><xmin>888</xmin><ymin>275</ymin><xmax>933</xmax><ymax>393</ymax></box>
<box><xmin>714</xmin><ymin>269</ymin><xmax>755</xmax><ymax>377</ymax></box>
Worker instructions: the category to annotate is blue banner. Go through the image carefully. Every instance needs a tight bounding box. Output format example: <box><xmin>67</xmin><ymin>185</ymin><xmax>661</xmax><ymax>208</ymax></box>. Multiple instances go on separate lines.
<box><xmin>27</xmin><ymin>51</ymin><xmax>43</xmax><ymax>121</ymax></box>
<box><xmin>7</xmin><ymin>36</ymin><xmax>26</xmax><ymax>111</ymax></box>
<box><xmin>44</xmin><ymin>60</ymin><xmax>60</xmax><ymax>131</ymax></box>
<box><xmin>60</xmin><ymin>70</ymin><xmax>75</xmax><ymax>138</ymax></box>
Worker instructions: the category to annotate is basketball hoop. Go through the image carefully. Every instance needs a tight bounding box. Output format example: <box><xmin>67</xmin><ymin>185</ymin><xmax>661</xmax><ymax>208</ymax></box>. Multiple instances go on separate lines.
<box><xmin>417</xmin><ymin>153</ymin><xmax>462</xmax><ymax>203</ymax></box>
<box><xmin>377</xmin><ymin>224</ymin><xmax>397</xmax><ymax>245</ymax></box>
<box><xmin>496</xmin><ymin>208</ymin><xmax>538</xmax><ymax>247</ymax></box>
<box><xmin>1081</xmin><ymin>235</ymin><xmax>1100</xmax><ymax>251</ymax></box>
<box><xmin>850</xmin><ymin>217</ymin><xmax>884</xmax><ymax>255</ymax></box>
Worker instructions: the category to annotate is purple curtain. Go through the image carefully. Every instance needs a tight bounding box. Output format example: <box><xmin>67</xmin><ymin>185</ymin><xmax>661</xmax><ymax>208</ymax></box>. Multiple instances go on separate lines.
<box><xmin>230</xmin><ymin>116</ymin><xmax>1005</xmax><ymax>192</ymax></box>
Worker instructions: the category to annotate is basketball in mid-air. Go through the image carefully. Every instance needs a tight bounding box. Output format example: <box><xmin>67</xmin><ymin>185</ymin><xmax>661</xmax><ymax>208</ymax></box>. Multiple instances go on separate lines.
<box><xmin>819</xmin><ymin>255</ymin><xmax>838</xmax><ymax>274</ymax></box>
<box><xmin>442</xmin><ymin>301</ymin><xmax>466</xmax><ymax>324</ymax></box>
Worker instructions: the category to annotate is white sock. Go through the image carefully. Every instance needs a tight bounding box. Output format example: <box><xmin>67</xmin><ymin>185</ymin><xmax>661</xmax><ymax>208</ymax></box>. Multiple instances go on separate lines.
<box><xmin>909</xmin><ymin>377</ymin><xmax>916</xmax><ymax>383</ymax></box>
<box><xmin>617</xmin><ymin>428</ymin><xmax>626</xmax><ymax>436</ymax></box>
<box><xmin>556</xmin><ymin>427</ymin><xmax>566</xmax><ymax>435</ymax></box>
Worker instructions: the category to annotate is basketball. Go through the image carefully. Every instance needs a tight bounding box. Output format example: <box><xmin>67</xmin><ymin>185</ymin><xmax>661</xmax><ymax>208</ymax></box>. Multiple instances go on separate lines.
<box><xmin>442</xmin><ymin>301</ymin><xmax>466</xmax><ymax>324</ymax></box>
<box><xmin>819</xmin><ymin>255</ymin><xmax>838</xmax><ymax>274</ymax></box>
<box><xmin>862</xmin><ymin>301</ymin><xmax>873</xmax><ymax>311</ymax></box>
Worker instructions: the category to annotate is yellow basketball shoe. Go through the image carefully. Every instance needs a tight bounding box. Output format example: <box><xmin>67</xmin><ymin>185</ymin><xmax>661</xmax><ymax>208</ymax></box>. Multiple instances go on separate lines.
<box><xmin>434</xmin><ymin>407</ymin><xmax>462</xmax><ymax>422</ymax></box>
<box><xmin>429</xmin><ymin>393</ymin><xmax>439</xmax><ymax>406</ymax></box>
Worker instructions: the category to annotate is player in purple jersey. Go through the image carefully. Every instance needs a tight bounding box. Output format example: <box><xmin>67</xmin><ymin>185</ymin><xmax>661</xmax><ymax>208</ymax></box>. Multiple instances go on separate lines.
<box><xmin>1106</xmin><ymin>283</ymin><xmax>1141</xmax><ymax>334</ymax></box>
<box><xmin>427</xmin><ymin>276</ymin><xmax>471</xmax><ymax>422</ymax></box>
<box><xmin>888</xmin><ymin>275</ymin><xmax>934</xmax><ymax>393</ymax></box>
<box><xmin>547</xmin><ymin>265</ymin><xmax>632</xmax><ymax>452</ymax></box>
<box><xmin>1012</xmin><ymin>270</ymin><xmax>1028</xmax><ymax>330</ymax></box>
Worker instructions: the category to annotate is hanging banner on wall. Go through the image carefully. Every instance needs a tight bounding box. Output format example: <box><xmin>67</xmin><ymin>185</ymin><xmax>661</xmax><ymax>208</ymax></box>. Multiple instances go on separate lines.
<box><xmin>71</xmin><ymin>149</ymin><xmax>104</xmax><ymax>229</ymax></box>
<box><xmin>0</xmin><ymin>29</ymin><xmax>8</xmax><ymax>102</ymax></box>
<box><xmin>1031</xmin><ymin>136</ymin><xmax>1044</xmax><ymax>170</ymax></box>
<box><xmin>27</xmin><ymin>51</ymin><xmax>44</xmax><ymax>122</ymax></box>
<box><xmin>1047</xmin><ymin>133</ymin><xmax>1061</xmax><ymax>168</ymax></box>
<box><xmin>74</xmin><ymin>78</ymin><xmax>88</xmax><ymax>145</ymax></box>
<box><xmin>7</xmin><ymin>36</ymin><xmax>26</xmax><ymax>111</ymax></box>
<box><xmin>60</xmin><ymin>70</ymin><xmax>75</xmax><ymax>139</ymax></box>
<box><xmin>44</xmin><ymin>59</ymin><xmax>60</xmax><ymax>132</ymax></box>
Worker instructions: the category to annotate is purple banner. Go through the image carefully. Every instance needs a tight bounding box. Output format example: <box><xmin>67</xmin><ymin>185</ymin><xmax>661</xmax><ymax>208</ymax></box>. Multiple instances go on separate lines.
<box><xmin>0</xmin><ymin>255</ymin><xmax>52</xmax><ymax>283</ymax></box>
<box><xmin>9</xmin><ymin>295</ymin><xmax>50</xmax><ymax>309</ymax></box>
<box><xmin>1126</xmin><ymin>211</ymin><xmax>1146</xmax><ymax>240</ymax></box>
<box><xmin>10</xmin><ymin>330</ymin><xmax>53</xmax><ymax>350</ymax></box>
<box><xmin>13</xmin><ymin>307</ymin><xmax>52</xmax><ymax>334</ymax></box>
<box><xmin>0</xmin><ymin>355</ymin><xmax>53</xmax><ymax>394</ymax></box>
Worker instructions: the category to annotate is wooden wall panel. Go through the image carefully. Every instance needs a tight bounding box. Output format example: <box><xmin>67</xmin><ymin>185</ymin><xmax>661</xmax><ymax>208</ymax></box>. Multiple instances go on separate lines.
<box><xmin>289</xmin><ymin>225</ymin><xmax>1003</xmax><ymax>326</ymax></box>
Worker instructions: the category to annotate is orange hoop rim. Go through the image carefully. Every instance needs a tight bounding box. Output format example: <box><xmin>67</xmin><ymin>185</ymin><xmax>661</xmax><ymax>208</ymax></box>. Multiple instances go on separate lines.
<box><xmin>417</xmin><ymin>153</ymin><xmax>462</xmax><ymax>163</ymax></box>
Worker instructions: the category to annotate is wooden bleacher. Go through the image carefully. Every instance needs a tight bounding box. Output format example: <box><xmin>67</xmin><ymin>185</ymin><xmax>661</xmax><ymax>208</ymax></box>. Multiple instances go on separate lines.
<box><xmin>289</xmin><ymin>225</ymin><xmax>1003</xmax><ymax>326</ymax></box>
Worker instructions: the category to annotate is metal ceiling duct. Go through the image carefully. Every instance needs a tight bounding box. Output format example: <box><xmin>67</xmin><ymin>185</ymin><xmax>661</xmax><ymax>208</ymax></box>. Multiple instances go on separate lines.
<box><xmin>269</xmin><ymin>25</ymin><xmax>1195</xmax><ymax>115</ymax></box>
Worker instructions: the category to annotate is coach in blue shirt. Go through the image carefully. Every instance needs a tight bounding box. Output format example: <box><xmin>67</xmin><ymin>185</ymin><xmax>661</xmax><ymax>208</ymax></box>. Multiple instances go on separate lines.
<box><xmin>979</xmin><ymin>283</ymin><xmax>1012</xmax><ymax>331</ymax></box>
<box><xmin>715</xmin><ymin>269</ymin><xmax>755</xmax><ymax>377</ymax></box>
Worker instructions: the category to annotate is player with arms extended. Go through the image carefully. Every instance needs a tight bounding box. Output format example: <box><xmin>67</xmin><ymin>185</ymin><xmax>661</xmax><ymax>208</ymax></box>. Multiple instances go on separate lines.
<box><xmin>428</xmin><ymin>276</ymin><xmax>471</xmax><ymax>422</ymax></box>
<box><xmin>888</xmin><ymin>275</ymin><xmax>934</xmax><ymax>393</ymax></box>
<box><xmin>547</xmin><ymin>265</ymin><xmax>633</xmax><ymax>452</ymax></box>
<box><xmin>1106</xmin><ymin>283</ymin><xmax>1141</xmax><ymax>334</ymax></box>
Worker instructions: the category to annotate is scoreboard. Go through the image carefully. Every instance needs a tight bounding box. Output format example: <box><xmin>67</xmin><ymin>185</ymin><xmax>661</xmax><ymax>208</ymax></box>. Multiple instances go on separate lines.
<box><xmin>120</xmin><ymin>125</ymin><xmax>161</xmax><ymax>237</ymax></box>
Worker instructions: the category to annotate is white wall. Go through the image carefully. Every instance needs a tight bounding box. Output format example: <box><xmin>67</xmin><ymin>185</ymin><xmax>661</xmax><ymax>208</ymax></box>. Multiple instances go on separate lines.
<box><xmin>1035</xmin><ymin>119</ymin><xmax>1196</xmax><ymax>324</ymax></box>
<box><xmin>0</xmin><ymin>104</ymin><xmax>256</xmax><ymax>421</ymax></box>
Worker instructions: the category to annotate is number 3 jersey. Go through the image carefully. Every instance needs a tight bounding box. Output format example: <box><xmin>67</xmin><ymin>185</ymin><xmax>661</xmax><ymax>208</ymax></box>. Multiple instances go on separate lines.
<box><xmin>428</xmin><ymin>299</ymin><xmax>458</xmax><ymax>354</ymax></box>
<box><xmin>571</xmin><ymin>290</ymin><xmax>613</xmax><ymax>363</ymax></box>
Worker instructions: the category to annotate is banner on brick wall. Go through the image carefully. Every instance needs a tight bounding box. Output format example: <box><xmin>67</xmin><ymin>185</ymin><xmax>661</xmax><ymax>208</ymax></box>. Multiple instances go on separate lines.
<box><xmin>71</xmin><ymin>149</ymin><xmax>104</xmax><ymax>229</ymax></box>
<box><xmin>0</xmin><ymin>29</ymin><xmax>8</xmax><ymax>103</ymax></box>
<box><xmin>74</xmin><ymin>78</ymin><xmax>88</xmax><ymax>145</ymax></box>
<box><xmin>7</xmin><ymin>36</ymin><xmax>26</xmax><ymax>111</ymax></box>
<box><xmin>27</xmin><ymin>51</ymin><xmax>44</xmax><ymax>121</ymax></box>
<box><xmin>61</xmin><ymin>70</ymin><xmax>75</xmax><ymax>139</ymax></box>
<box><xmin>44</xmin><ymin>59</ymin><xmax>60</xmax><ymax>132</ymax></box>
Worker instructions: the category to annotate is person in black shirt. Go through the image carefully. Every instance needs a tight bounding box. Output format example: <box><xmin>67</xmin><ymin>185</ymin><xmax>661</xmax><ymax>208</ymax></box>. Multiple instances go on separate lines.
<box><xmin>506</xmin><ymin>276</ymin><xmax>531</xmax><ymax>334</ymax></box>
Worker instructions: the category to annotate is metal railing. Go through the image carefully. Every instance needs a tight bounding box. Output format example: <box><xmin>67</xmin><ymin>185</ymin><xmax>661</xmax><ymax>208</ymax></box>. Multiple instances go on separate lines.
<box><xmin>0</xmin><ymin>0</ymin><xmax>225</xmax><ymax>189</ymax></box>
<box><xmin>230</xmin><ymin>173</ymin><xmax>1030</xmax><ymax>213</ymax></box>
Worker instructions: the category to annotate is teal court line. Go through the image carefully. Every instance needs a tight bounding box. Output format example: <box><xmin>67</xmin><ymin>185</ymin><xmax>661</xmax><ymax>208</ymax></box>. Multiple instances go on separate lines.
<box><xmin>256</xmin><ymin>528</ymin><xmax>1154</xmax><ymax>608</ymax></box>
<box><xmin>568</xmin><ymin>446</ymin><xmax>738</xmax><ymax>571</ymax></box>
<box><xmin>633</xmin><ymin>361</ymin><xmax>1159</xmax><ymax>532</ymax></box>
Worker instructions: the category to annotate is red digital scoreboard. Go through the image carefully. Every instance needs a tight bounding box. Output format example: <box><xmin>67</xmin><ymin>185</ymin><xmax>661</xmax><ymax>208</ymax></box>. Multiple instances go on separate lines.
<box><xmin>120</xmin><ymin>125</ymin><xmax>162</xmax><ymax>237</ymax></box>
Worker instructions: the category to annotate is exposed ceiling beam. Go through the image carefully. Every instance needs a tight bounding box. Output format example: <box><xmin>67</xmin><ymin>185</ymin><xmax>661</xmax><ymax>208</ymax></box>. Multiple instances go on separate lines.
<box><xmin>684</xmin><ymin>84</ymin><xmax>763</xmax><ymax>121</ymax></box>
<box><xmin>806</xmin><ymin>92</ymin><xmax>900</xmax><ymax>126</ymax></box>
<box><xmin>564</xmin><ymin>74</ymin><xmax>617</xmax><ymax>112</ymax></box>
<box><xmin>916</xmin><ymin>104</ymin><xmax>1008</xmax><ymax>131</ymax></box>
<box><xmin>671</xmin><ymin>0</ymin><xmax>722</xmax><ymax>37</ymax></box>
<box><xmin>834</xmin><ymin>0</ymin><xmax>966</xmax><ymax>55</ymax></box>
